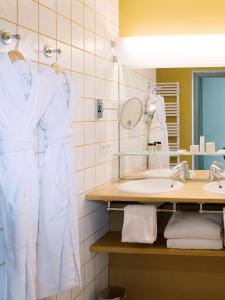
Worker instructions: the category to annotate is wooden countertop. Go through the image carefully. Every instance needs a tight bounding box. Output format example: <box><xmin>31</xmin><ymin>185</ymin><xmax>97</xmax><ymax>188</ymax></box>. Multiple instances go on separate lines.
<box><xmin>85</xmin><ymin>171</ymin><xmax>225</xmax><ymax>204</ymax></box>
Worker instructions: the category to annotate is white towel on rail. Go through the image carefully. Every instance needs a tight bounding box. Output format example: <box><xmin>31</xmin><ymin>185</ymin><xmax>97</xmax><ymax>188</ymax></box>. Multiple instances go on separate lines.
<box><xmin>167</xmin><ymin>238</ymin><xmax>223</xmax><ymax>250</ymax></box>
<box><xmin>122</xmin><ymin>205</ymin><xmax>157</xmax><ymax>244</ymax></box>
<box><xmin>164</xmin><ymin>211</ymin><xmax>222</xmax><ymax>240</ymax></box>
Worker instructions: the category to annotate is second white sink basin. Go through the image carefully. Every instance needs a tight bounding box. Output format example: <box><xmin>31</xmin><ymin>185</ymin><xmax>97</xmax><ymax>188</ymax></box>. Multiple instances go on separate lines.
<box><xmin>118</xmin><ymin>178</ymin><xmax>184</xmax><ymax>194</ymax></box>
<box><xmin>204</xmin><ymin>180</ymin><xmax>225</xmax><ymax>194</ymax></box>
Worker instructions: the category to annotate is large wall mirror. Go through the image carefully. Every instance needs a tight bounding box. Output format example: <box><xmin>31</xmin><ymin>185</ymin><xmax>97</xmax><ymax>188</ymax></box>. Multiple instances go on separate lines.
<box><xmin>118</xmin><ymin>64</ymin><xmax>225</xmax><ymax>177</ymax></box>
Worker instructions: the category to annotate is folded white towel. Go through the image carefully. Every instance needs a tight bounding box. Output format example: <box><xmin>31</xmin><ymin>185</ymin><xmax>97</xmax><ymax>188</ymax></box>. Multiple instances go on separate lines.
<box><xmin>167</xmin><ymin>238</ymin><xmax>223</xmax><ymax>250</ymax></box>
<box><xmin>164</xmin><ymin>211</ymin><xmax>222</xmax><ymax>240</ymax></box>
<box><xmin>122</xmin><ymin>205</ymin><xmax>157</xmax><ymax>244</ymax></box>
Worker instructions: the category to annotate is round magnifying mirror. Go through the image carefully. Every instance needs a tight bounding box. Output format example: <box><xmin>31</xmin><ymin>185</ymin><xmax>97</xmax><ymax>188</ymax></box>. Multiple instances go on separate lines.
<box><xmin>119</xmin><ymin>97</ymin><xmax>143</xmax><ymax>129</ymax></box>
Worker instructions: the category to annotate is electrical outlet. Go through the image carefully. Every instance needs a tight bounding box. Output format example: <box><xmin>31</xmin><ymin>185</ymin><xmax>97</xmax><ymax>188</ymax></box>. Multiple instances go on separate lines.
<box><xmin>100</xmin><ymin>143</ymin><xmax>106</xmax><ymax>154</ymax></box>
<box><xmin>106</xmin><ymin>142</ymin><xmax>113</xmax><ymax>153</ymax></box>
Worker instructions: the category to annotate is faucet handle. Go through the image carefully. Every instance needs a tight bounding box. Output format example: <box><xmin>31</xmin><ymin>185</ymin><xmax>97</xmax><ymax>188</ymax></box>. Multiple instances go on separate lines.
<box><xmin>182</xmin><ymin>161</ymin><xmax>190</xmax><ymax>179</ymax></box>
<box><xmin>208</xmin><ymin>161</ymin><xmax>225</xmax><ymax>182</ymax></box>
<box><xmin>172</xmin><ymin>161</ymin><xmax>190</xmax><ymax>180</ymax></box>
<box><xmin>212</xmin><ymin>161</ymin><xmax>224</xmax><ymax>171</ymax></box>
<box><xmin>171</xmin><ymin>164</ymin><xmax>186</xmax><ymax>183</ymax></box>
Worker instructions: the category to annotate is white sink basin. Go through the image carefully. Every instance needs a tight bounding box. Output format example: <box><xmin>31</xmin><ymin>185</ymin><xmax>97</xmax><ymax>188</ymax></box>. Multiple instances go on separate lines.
<box><xmin>142</xmin><ymin>168</ymin><xmax>196</xmax><ymax>179</ymax></box>
<box><xmin>204</xmin><ymin>180</ymin><xmax>225</xmax><ymax>194</ymax></box>
<box><xmin>118</xmin><ymin>178</ymin><xmax>184</xmax><ymax>194</ymax></box>
<box><xmin>142</xmin><ymin>168</ymin><xmax>176</xmax><ymax>178</ymax></box>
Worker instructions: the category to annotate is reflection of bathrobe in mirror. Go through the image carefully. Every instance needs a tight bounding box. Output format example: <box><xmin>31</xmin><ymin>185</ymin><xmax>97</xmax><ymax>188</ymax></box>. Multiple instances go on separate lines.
<box><xmin>0</xmin><ymin>54</ymin><xmax>53</xmax><ymax>300</ymax></box>
<box><xmin>148</xmin><ymin>94</ymin><xmax>169</xmax><ymax>169</ymax></box>
<box><xmin>37</xmin><ymin>69</ymin><xmax>81</xmax><ymax>298</ymax></box>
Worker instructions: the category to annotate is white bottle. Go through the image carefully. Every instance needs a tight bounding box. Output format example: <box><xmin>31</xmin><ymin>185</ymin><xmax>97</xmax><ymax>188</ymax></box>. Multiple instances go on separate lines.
<box><xmin>190</xmin><ymin>145</ymin><xmax>199</xmax><ymax>153</ymax></box>
<box><xmin>200</xmin><ymin>136</ymin><xmax>205</xmax><ymax>153</ymax></box>
<box><xmin>206</xmin><ymin>142</ymin><xmax>215</xmax><ymax>153</ymax></box>
<box><xmin>148</xmin><ymin>143</ymin><xmax>154</xmax><ymax>152</ymax></box>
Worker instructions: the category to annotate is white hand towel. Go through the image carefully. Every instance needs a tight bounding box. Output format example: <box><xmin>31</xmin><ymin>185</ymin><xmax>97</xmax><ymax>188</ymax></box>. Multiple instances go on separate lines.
<box><xmin>167</xmin><ymin>238</ymin><xmax>223</xmax><ymax>250</ymax></box>
<box><xmin>164</xmin><ymin>211</ymin><xmax>222</xmax><ymax>240</ymax></box>
<box><xmin>122</xmin><ymin>205</ymin><xmax>157</xmax><ymax>244</ymax></box>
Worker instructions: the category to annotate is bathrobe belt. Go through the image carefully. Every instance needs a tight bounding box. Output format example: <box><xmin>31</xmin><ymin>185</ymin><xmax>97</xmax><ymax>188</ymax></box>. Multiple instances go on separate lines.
<box><xmin>45</xmin><ymin>127</ymin><xmax>73</xmax><ymax>146</ymax></box>
<box><xmin>0</xmin><ymin>132</ymin><xmax>34</xmax><ymax>154</ymax></box>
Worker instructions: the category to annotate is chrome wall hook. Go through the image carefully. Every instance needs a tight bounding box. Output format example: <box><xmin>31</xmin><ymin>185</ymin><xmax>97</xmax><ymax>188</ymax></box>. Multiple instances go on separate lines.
<box><xmin>0</xmin><ymin>31</ymin><xmax>21</xmax><ymax>45</ymax></box>
<box><xmin>44</xmin><ymin>46</ymin><xmax>62</xmax><ymax>57</ymax></box>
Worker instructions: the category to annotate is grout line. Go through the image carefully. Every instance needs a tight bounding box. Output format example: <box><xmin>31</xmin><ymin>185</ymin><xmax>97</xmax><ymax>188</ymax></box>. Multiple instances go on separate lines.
<box><xmin>75</xmin><ymin>158</ymin><xmax>119</xmax><ymax>174</ymax></box>
<box><xmin>16</xmin><ymin>0</ymin><xmax>18</xmax><ymax>32</ymax></box>
<box><xmin>37</xmin><ymin>1</ymin><xmax>117</xmax><ymax>27</ymax></box>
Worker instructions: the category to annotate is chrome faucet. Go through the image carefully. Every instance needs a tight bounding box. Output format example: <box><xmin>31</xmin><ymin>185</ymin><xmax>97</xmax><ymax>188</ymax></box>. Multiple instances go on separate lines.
<box><xmin>171</xmin><ymin>161</ymin><xmax>190</xmax><ymax>183</ymax></box>
<box><xmin>208</xmin><ymin>161</ymin><xmax>224</xmax><ymax>182</ymax></box>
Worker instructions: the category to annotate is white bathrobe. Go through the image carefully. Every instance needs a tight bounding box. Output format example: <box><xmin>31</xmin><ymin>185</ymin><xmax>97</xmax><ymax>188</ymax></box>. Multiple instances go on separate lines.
<box><xmin>148</xmin><ymin>94</ymin><xmax>169</xmax><ymax>169</ymax></box>
<box><xmin>37</xmin><ymin>69</ymin><xmax>81</xmax><ymax>298</ymax></box>
<box><xmin>0</xmin><ymin>54</ymin><xmax>53</xmax><ymax>300</ymax></box>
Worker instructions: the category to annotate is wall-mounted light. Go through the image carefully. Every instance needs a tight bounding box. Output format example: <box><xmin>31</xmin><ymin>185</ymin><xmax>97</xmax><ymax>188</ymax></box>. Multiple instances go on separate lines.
<box><xmin>116</xmin><ymin>34</ymin><xmax>225</xmax><ymax>68</ymax></box>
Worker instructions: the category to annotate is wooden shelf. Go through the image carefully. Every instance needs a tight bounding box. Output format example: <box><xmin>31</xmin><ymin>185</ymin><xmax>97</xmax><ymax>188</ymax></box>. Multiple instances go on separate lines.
<box><xmin>91</xmin><ymin>232</ymin><xmax>225</xmax><ymax>257</ymax></box>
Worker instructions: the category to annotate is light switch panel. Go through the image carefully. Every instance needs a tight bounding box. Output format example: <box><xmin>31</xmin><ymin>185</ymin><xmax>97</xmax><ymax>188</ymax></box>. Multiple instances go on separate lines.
<box><xmin>96</xmin><ymin>99</ymin><xmax>104</xmax><ymax>119</ymax></box>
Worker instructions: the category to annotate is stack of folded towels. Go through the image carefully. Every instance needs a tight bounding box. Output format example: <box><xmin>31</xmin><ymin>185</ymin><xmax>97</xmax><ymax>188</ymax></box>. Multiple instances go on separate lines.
<box><xmin>164</xmin><ymin>211</ymin><xmax>223</xmax><ymax>250</ymax></box>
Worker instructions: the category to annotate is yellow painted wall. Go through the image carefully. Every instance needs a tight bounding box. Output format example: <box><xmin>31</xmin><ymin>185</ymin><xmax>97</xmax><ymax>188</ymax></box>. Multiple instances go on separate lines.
<box><xmin>157</xmin><ymin>67</ymin><xmax>225</xmax><ymax>166</ymax></box>
<box><xmin>120</xmin><ymin>0</ymin><xmax>225</xmax><ymax>36</ymax></box>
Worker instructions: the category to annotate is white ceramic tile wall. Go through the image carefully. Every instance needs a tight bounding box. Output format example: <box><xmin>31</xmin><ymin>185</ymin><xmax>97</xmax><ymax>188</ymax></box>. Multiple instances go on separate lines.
<box><xmin>0</xmin><ymin>0</ymin><xmax>118</xmax><ymax>299</ymax></box>
<box><xmin>0</xmin><ymin>1</ymin><xmax>156</xmax><ymax>298</ymax></box>
<box><xmin>119</xmin><ymin>67</ymin><xmax>156</xmax><ymax>176</ymax></box>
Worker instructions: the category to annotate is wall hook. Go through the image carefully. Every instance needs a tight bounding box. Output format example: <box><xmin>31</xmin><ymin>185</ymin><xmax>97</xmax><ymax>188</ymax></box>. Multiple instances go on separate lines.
<box><xmin>0</xmin><ymin>30</ymin><xmax>21</xmax><ymax>45</ymax></box>
<box><xmin>44</xmin><ymin>46</ymin><xmax>62</xmax><ymax>57</ymax></box>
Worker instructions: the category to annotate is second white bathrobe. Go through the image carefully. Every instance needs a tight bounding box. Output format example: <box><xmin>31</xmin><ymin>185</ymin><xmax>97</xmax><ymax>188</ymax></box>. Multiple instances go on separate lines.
<box><xmin>148</xmin><ymin>94</ymin><xmax>169</xmax><ymax>169</ymax></box>
<box><xmin>0</xmin><ymin>54</ymin><xmax>53</xmax><ymax>300</ymax></box>
<box><xmin>37</xmin><ymin>69</ymin><xmax>81</xmax><ymax>298</ymax></box>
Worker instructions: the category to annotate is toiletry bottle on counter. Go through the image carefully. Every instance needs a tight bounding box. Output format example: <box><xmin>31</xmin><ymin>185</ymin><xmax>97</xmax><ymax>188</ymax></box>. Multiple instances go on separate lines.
<box><xmin>200</xmin><ymin>136</ymin><xmax>205</xmax><ymax>153</ymax></box>
<box><xmin>148</xmin><ymin>143</ymin><xmax>154</xmax><ymax>152</ymax></box>
<box><xmin>190</xmin><ymin>145</ymin><xmax>199</xmax><ymax>153</ymax></box>
<box><xmin>206</xmin><ymin>142</ymin><xmax>215</xmax><ymax>153</ymax></box>
<box><xmin>156</xmin><ymin>141</ymin><xmax>162</xmax><ymax>151</ymax></box>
